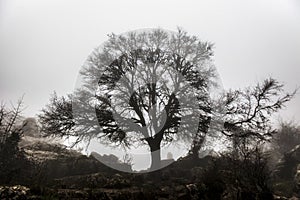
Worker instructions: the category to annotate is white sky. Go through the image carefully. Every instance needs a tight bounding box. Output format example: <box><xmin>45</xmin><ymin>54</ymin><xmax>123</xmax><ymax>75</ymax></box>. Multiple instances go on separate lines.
<box><xmin>1</xmin><ymin>0</ymin><xmax>300</xmax><ymax>122</ymax></box>
<box><xmin>1</xmin><ymin>0</ymin><xmax>300</xmax><ymax>171</ymax></box>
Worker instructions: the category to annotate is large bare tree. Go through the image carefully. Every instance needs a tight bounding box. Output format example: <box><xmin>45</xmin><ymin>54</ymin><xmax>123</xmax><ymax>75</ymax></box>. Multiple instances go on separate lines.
<box><xmin>39</xmin><ymin>28</ymin><xmax>217</xmax><ymax>170</ymax></box>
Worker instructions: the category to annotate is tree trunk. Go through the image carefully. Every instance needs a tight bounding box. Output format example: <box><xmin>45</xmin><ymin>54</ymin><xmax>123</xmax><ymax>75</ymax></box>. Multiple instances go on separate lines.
<box><xmin>189</xmin><ymin>136</ymin><xmax>205</xmax><ymax>158</ymax></box>
<box><xmin>148</xmin><ymin>138</ymin><xmax>161</xmax><ymax>171</ymax></box>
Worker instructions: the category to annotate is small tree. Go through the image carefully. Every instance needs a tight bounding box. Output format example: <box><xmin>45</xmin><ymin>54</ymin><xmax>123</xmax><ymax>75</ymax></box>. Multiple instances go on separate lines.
<box><xmin>0</xmin><ymin>97</ymin><xmax>26</xmax><ymax>183</ymax></box>
<box><xmin>38</xmin><ymin>92</ymin><xmax>75</xmax><ymax>138</ymax></box>
<box><xmin>220</xmin><ymin>78</ymin><xmax>295</xmax><ymax>154</ymax></box>
<box><xmin>39</xmin><ymin>28</ymin><xmax>217</xmax><ymax>170</ymax></box>
<box><xmin>201</xmin><ymin>79</ymin><xmax>295</xmax><ymax>198</ymax></box>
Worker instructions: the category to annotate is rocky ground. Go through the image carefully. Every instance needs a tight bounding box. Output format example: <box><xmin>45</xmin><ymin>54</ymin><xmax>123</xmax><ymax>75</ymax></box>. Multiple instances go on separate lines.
<box><xmin>1</xmin><ymin>118</ymin><xmax>300</xmax><ymax>199</ymax></box>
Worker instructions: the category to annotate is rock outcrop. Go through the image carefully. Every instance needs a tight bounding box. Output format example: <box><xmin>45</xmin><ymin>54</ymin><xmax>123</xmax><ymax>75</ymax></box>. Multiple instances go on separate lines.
<box><xmin>90</xmin><ymin>152</ymin><xmax>132</xmax><ymax>172</ymax></box>
<box><xmin>16</xmin><ymin>141</ymin><xmax>115</xmax><ymax>186</ymax></box>
<box><xmin>7</xmin><ymin>118</ymin><xmax>116</xmax><ymax>185</ymax></box>
<box><xmin>21</xmin><ymin>118</ymin><xmax>40</xmax><ymax>137</ymax></box>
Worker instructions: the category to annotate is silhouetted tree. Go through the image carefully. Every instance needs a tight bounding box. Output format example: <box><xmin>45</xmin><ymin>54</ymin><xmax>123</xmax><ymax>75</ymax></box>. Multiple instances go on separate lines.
<box><xmin>221</xmin><ymin>78</ymin><xmax>295</xmax><ymax>155</ymax></box>
<box><xmin>38</xmin><ymin>92</ymin><xmax>74</xmax><ymax>137</ymax></box>
<box><xmin>39</xmin><ymin>28</ymin><xmax>217</xmax><ymax>170</ymax></box>
<box><xmin>0</xmin><ymin>97</ymin><xmax>26</xmax><ymax>183</ymax></box>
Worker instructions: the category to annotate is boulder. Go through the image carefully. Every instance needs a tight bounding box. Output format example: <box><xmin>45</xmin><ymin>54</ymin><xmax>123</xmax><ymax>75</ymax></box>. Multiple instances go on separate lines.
<box><xmin>21</xmin><ymin>118</ymin><xmax>39</xmax><ymax>137</ymax></box>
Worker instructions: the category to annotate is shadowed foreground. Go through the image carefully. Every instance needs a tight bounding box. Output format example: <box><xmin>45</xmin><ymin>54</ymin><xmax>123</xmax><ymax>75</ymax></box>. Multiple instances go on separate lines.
<box><xmin>1</xmin><ymin>136</ymin><xmax>300</xmax><ymax>199</ymax></box>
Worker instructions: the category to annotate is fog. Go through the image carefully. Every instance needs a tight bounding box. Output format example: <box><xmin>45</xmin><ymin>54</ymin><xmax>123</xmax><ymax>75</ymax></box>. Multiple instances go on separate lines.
<box><xmin>1</xmin><ymin>0</ymin><xmax>299</xmax><ymax>121</ymax></box>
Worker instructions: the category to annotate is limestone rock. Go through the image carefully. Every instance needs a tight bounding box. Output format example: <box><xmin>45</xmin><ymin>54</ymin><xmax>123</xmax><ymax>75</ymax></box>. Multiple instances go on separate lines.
<box><xmin>21</xmin><ymin>118</ymin><xmax>39</xmax><ymax>137</ymax></box>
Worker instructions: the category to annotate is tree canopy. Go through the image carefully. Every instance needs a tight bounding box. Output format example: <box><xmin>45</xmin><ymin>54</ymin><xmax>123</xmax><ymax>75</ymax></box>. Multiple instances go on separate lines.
<box><xmin>39</xmin><ymin>28</ymin><xmax>217</xmax><ymax>171</ymax></box>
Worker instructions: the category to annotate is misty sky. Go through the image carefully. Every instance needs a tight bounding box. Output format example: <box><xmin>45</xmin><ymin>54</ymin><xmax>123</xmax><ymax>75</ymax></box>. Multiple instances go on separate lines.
<box><xmin>1</xmin><ymin>0</ymin><xmax>300</xmax><ymax>170</ymax></box>
<box><xmin>1</xmin><ymin>0</ymin><xmax>300</xmax><ymax>123</ymax></box>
